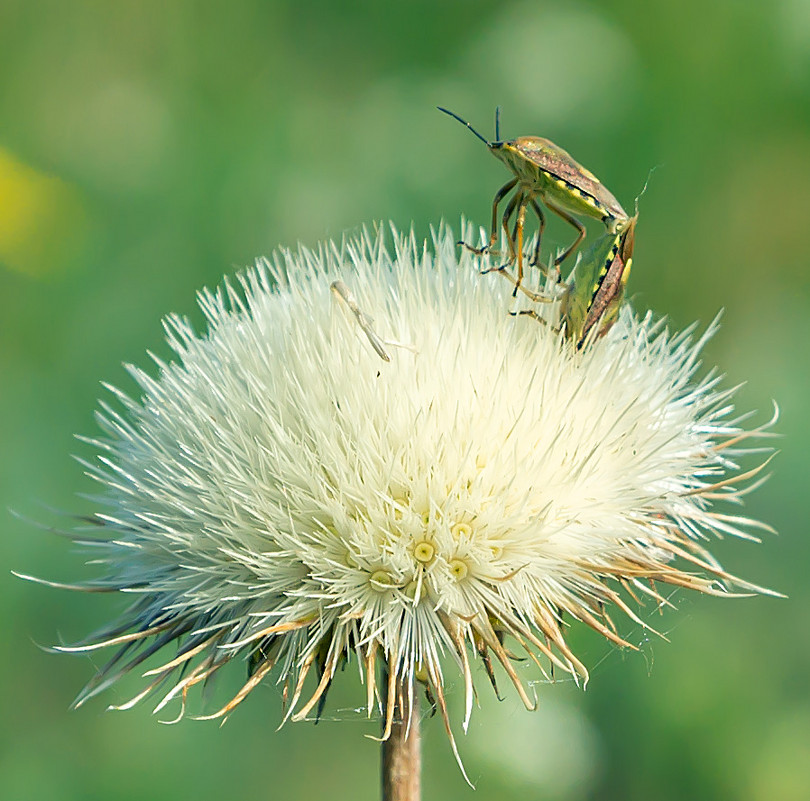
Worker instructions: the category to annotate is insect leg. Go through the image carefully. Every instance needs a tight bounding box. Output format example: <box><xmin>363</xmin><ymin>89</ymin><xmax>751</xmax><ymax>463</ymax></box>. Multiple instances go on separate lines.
<box><xmin>489</xmin><ymin>270</ymin><xmax>554</xmax><ymax>303</ymax></box>
<box><xmin>480</xmin><ymin>191</ymin><xmax>553</xmax><ymax>303</ymax></box>
<box><xmin>545</xmin><ymin>201</ymin><xmax>587</xmax><ymax>268</ymax></box>
<box><xmin>489</xmin><ymin>178</ymin><xmax>518</xmax><ymax>251</ymax></box>
<box><xmin>529</xmin><ymin>198</ymin><xmax>546</xmax><ymax>268</ymax></box>
<box><xmin>501</xmin><ymin>187</ymin><xmax>521</xmax><ymax>263</ymax></box>
<box><xmin>330</xmin><ymin>281</ymin><xmax>391</xmax><ymax>362</ymax></box>
<box><xmin>460</xmin><ymin>178</ymin><xmax>518</xmax><ymax>255</ymax></box>
<box><xmin>509</xmin><ymin>308</ymin><xmax>552</xmax><ymax>327</ymax></box>
<box><xmin>481</xmin><ymin>189</ymin><xmax>521</xmax><ymax>276</ymax></box>
<box><xmin>511</xmin><ymin>195</ymin><xmax>529</xmax><ymax>296</ymax></box>
<box><xmin>484</xmin><ymin>194</ymin><xmax>554</xmax><ymax>303</ymax></box>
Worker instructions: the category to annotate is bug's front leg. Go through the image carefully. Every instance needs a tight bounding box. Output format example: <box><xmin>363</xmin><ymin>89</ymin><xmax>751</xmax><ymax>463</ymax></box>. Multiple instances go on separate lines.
<box><xmin>545</xmin><ymin>200</ymin><xmax>587</xmax><ymax>268</ymax></box>
<box><xmin>459</xmin><ymin>178</ymin><xmax>518</xmax><ymax>256</ymax></box>
<box><xmin>481</xmin><ymin>189</ymin><xmax>521</xmax><ymax>276</ymax></box>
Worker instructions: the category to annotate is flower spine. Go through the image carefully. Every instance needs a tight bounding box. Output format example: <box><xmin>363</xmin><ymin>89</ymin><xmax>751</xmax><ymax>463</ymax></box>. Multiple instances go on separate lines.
<box><xmin>23</xmin><ymin>223</ymin><xmax>777</xmax><ymax>760</ymax></box>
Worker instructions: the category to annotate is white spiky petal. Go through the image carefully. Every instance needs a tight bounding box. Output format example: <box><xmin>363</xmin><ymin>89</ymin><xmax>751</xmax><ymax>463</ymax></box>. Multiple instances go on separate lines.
<box><xmin>40</xmin><ymin>222</ymin><xmax>775</xmax><ymax>751</ymax></box>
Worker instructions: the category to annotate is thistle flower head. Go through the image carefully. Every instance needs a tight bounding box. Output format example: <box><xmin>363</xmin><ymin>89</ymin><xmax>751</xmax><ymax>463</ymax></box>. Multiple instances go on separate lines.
<box><xmin>30</xmin><ymin>223</ymin><xmax>775</xmax><ymax>754</ymax></box>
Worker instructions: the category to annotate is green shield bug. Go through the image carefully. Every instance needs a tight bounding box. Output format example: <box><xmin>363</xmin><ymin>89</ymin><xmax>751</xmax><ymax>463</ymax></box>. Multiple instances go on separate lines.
<box><xmin>517</xmin><ymin>214</ymin><xmax>637</xmax><ymax>348</ymax></box>
<box><xmin>561</xmin><ymin>213</ymin><xmax>637</xmax><ymax>346</ymax></box>
<box><xmin>438</xmin><ymin>107</ymin><xmax>630</xmax><ymax>295</ymax></box>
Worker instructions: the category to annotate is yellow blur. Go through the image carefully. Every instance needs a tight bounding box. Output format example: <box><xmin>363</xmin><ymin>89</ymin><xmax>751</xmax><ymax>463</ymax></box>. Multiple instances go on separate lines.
<box><xmin>0</xmin><ymin>146</ymin><xmax>87</xmax><ymax>277</ymax></box>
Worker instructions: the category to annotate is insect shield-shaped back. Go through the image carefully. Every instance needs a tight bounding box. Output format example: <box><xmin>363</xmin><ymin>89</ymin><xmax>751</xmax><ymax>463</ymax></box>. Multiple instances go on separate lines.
<box><xmin>562</xmin><ymin>214</ymin><xmax>638</xmax><ymax>348</ymax></box>
<box><xmin>438</xmin><ymin>107</ymin><xmax>630</xmax><ymax>297</ymax></box>
<box><xmin>496</xmin><ymin>136</ymin><xmax>628</xmax><ymax>227</ymax></box>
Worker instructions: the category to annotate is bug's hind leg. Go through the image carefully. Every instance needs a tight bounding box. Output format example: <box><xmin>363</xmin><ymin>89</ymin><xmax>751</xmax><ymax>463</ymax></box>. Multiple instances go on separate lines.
<box><xmin>545</xmin><ymin>200</ymin><xmax>586</xmax><ymax>268</ymax></box>
<box><xmin>489</xmin><ymin>248</ymin><xmax>555</xmax><ymax>304</ymax></box>
<box><xmin>505</xmin><ymin>282</ymin><xmax>555</xmax><ymax>303</ymax></box>
<box><xmin>510</xmin><ymin>196</ymin><xmax>529</xmax><ymax>296</ymax></box>
<box><xmin>528</xmin><ymin>198</ymin><xmax>547</xmax><ymax>269</ymax></box>
<box><xmin>509</xmin><ymin>308</ymin><xmax>554</xmax><ymax>326</ymax></box>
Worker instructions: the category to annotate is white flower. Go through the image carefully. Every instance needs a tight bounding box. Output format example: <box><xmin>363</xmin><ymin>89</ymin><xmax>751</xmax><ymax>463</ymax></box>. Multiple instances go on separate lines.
<box><xmin>27</xmin><ymin>222</ymin><xmax>776</xmax><ymax>755</ymax></box>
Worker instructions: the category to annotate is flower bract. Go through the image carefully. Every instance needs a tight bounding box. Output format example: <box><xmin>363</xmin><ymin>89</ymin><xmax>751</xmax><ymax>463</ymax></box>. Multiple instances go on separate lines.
<box><xmin>26</xmin><ymin>223</ymin><xmax>776</xmax><ymax>755</ymax></box>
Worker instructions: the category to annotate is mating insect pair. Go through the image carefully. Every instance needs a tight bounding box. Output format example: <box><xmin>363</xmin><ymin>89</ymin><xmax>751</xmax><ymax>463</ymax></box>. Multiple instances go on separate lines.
<box><xmin>439</xmin><ymin>107</ymin><xmax>637</xmax><ymax>347</ymax></box>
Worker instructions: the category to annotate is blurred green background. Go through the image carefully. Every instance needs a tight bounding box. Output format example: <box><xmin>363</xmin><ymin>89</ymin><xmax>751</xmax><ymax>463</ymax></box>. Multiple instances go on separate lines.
<box><xmin>2</xmin><ymin>1</ymin><xmax>808</xmax><ymax>799</ymax></box>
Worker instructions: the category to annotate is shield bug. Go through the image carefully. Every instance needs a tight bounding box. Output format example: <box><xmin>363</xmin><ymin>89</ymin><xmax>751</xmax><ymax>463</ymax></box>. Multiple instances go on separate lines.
<box><xmin>518</xmin><ymin>214</ymin><xmax>638</xmax><ymax>348</ymax></box>
<box><xmin>438</xmin><ymin>107</ymin><xmax>630</xmax><ymax>295</ymax></box>
<box><xmin>562</xmin><ymin>213</ymin><xmax>637</xmax><ymax>346</ymax></box>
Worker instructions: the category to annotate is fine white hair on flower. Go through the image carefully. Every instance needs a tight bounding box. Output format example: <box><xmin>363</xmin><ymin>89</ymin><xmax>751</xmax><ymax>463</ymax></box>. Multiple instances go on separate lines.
<box><xmin>22</xmin><ymin>221</ymin><xmax>777</xmax><ymax>754</ymax></box>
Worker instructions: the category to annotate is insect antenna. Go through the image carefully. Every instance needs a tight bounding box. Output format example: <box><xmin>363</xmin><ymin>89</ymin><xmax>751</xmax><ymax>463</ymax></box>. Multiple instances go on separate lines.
<box><xmin>634</xmin><ymin>165</ymin><xmax>660</xmax><ymax>215</ymax></box>
<box><xmin>495</xmin><ymin>106</ymin><xmax>501</xmax><ymax>141</ymax></box>
<box><xmin>437</xmin><ymin>107</ymin><xmax>494</xmax><ymax>147</ymax></box>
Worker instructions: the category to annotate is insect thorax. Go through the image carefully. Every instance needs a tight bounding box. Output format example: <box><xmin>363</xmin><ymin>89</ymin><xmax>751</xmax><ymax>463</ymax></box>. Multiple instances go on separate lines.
<box><xmin>492</xmin><ymin>143</ymin><xmax>615</xmax><ymax>224</ymax></box>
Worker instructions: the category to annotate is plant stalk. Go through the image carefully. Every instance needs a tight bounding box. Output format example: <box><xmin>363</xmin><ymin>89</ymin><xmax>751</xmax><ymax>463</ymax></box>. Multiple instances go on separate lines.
<box><xmin>381</xmin><ymin>668</ymin><xmax>421</xmax><ymax>801</ymax></box>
